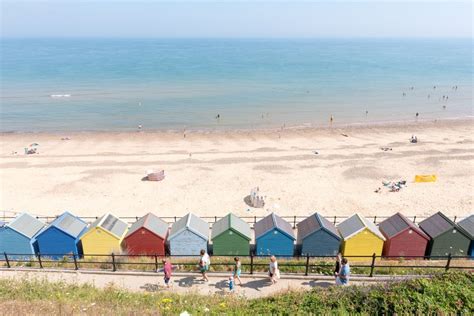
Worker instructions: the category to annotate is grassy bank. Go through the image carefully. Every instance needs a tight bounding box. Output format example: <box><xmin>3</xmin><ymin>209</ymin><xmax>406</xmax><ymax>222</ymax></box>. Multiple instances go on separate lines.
<box><xmin>0</xmin><ymin>272</ymin><xmax>472</xmax><ymax>315</ymax></box>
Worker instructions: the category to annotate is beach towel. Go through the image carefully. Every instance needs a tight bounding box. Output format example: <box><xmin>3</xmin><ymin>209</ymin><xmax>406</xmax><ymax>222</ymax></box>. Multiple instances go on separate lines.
<box><xmin>414</xmin><ymin>175</ymin><xmax>437</xmax><ymax>183</ymax></box>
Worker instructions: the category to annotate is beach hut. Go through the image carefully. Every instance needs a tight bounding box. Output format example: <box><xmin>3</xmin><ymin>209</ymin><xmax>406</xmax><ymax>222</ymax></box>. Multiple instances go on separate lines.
<box><xmin>168</xmin><ymin>213</ymin><xmax>209</xmax><ymax>256</ymax></box>
<box><xmin>34</xmin><ymin>211</ymin><xmax>88</xmax><ymax>259</ymax></box>
<box><xmin>255</xmin><ymin>213</ymin><xmax>295</xmax><ymax>256</ymax></box>
<box><xmin>418</xmin><ymin>212</ymin><xmax>471</xmax><ymax>257</ymax></box>
<box><xmin>297</xmin><ymin>213</ymin><xmax>341</xmax><ymax>256</ymax></box>
<box><xmin>337</xmin><ymin>213</ymin><xmax>386</xmax><ymax>260</ymax></box>
<box><xmin>122</xmin><ymin>213</ymin><xmax>169</xmax><ymax>256</ymax></box>
<box><xmin>378</xmin><ymin>212</ymin><xmax>430</xmax><ymax>258</ymax></box>
<box><xmin>211</xmin><ymin>213</ymin><xmax>251</xmax><ymax>255</ymax></box>
<box><xmin>457</xmin><ymin>215</ymin><xmax>474</xmax><ymax>257</ymax></box>
<box><xmin>0</xmin><ymin>213</ymin><xmax>45</xmax><ymax>258</ymax></box>
<box><xmin>80</xmin><ymin>213</ymin><xmax>128</xmax><ymax>258</ymax></box>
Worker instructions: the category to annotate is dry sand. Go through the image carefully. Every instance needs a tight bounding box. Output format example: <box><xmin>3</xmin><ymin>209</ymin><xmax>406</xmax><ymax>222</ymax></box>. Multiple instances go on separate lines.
<box><xmin>0</xmin><ymin>119</ymin><xmax>473</xmax><ymax>222</ymax></box>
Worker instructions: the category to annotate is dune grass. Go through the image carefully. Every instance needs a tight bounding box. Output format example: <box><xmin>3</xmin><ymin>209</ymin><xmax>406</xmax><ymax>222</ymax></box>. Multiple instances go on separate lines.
<box><xmin>0</xmin><ymin>272</ymin><xmax>472</xmax><ymax>315</ymax></box>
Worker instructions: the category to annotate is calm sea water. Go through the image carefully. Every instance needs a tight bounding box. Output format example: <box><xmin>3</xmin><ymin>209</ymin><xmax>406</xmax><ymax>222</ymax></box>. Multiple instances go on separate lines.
<box><xmin>0</xmin><ymin>38</ymin><xmax>472</xmax><ymax>132</ymax></box>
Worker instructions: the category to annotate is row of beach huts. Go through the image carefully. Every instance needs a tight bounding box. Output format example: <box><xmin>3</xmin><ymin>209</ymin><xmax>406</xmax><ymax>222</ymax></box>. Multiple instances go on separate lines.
<box><xmin>0</xmin><ymin>211</ymin><xmax>472</xmax><ymax>260</ymax></box>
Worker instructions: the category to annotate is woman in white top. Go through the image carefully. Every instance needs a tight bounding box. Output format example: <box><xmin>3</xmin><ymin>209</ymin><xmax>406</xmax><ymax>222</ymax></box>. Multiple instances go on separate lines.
<box><xmin>268</xmin><ymin>255</ymin><xmax>279</xmax><ymax>284</ymax></box>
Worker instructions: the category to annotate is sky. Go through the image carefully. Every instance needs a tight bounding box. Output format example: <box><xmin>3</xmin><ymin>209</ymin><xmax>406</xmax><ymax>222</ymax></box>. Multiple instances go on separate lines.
<box><xmin>1</xmin><ymin>1</ymin><xmax>472</xmax><ymax>38</ymax></box>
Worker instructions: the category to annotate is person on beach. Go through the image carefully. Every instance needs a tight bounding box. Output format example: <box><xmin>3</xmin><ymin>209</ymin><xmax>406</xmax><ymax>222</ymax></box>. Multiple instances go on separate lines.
<box><xmin>199</xmin><ymin>249</ymin><xmax>210</xmax><ymax>282</ymax></box>
<box><xmin>334</xmin><ymin>252</ymin><xmax>342</xmax><ymax>281</ymax></box>
<box><xmin>330</xmin><ymin>115</ymin><xmax>334</xmax><ymax>125</ymax></box>
<box><xmin>336</xmin><ymin>258</ymin><xmax>350</xmax><ymax>286</ymax></box>
<box><xmin>233</xmin><ymin>257</ymin><xmax>242</xmax><ymax>286</ymax></box>
<box><xmin>163</xmin><ymin>259</ymin><xmax>172</xmax><ymax>288</ymax></box>
<box><xmin>268</xmin><ymin>255</ymin><xmax>279</xmax><ymax>284</ymax></box>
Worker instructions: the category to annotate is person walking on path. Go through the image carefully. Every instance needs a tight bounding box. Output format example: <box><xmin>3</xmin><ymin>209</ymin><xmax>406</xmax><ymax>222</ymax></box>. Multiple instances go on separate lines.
<box><xmin>162</xmin><ymin>259</ymin><xmax>173</xmax><ymax>288</ymax></box>
<box><xmin>199</xmin><ymin>249</ymin><xmax>211</xmax><ymax>282</ymax></box>
<box><xmin>233</xmin><ymin>257</ymin><xmax>242</xmax><ymax>286</ymax></box>
<box><xmin>268</xmin><ymin>255</ymin><xmax>280</xmax><ymax>284</ymax></box>
<box><xmin>336</xmin><ymin>258</ymin><xmax>350</xmax><ymax>286</ymax></box>
<box><xmin>334</xmin><ymin>252</ymin><xmax>342</xmax><ymax>282</ymax></box>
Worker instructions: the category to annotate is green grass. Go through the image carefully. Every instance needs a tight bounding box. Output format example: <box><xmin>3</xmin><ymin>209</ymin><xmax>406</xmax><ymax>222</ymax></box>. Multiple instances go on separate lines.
<box><xmin>0</xmin><ymin>272</ymin><xmax>472</xmax><ymax>315</ymax></box>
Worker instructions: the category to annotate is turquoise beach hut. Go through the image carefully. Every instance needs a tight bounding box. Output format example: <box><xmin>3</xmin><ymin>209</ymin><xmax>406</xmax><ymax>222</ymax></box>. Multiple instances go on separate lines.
<box><xmin>0</xmin><ymin>213</ymin><xmax>45</xmax><ymax>258</ymax></box>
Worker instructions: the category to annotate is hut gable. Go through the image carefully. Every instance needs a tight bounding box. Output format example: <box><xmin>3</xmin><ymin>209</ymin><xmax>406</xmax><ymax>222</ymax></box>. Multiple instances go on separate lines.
<box><xmin>338</xmin><ymin>213</ymin><xmax>385</xmax><ymax>241</ymax></box>
<box><xmin>379</xmin><ymin>213</ymin><xmax>429</xmax><ymax>241</ymax></box>
<box><xmin>7</xmin><ymin>213</ymin><xmax>45</xmax><ymax>239</ymax></box>
<box><xmin>45</xmin><ymin>211</ymin><xmax>88</xmax><ymax>239</ymax></box>
<box><xmin>168</xmin><ymin>213</ymin><xmax>209</xmax><ymax>241</ymax></box>
<box><xmin>255</xmin><ymin>213</ymin><xmax>295</xmax><ymax>240</ymax></box>
<box><xmin>419</xmin><ymin>212</ymin><xmax>457</xmax><ymax>238</ymax></box>
<box><xmin>86</xmin><ymin>213</ymin><xmax>128</xmax><ymax>239</ymax></box>
<box><xmin>211</xmin><ymin>213</ymin><xmax>251</xmax><ymax>241</ymax></box>
<box><xmin>125</xmin><ymin>213</ymin><xmax>168</xmax><ymax>240</ymax></box>
<box><xmin>457</xmin><ymin>215</ymin><xmax>474</xmax><ymax>239</ymax></box>
<box><xmin>297</xmin><ymin>213</ymin><xmax>340</xmax><ymax>242</ymax></box>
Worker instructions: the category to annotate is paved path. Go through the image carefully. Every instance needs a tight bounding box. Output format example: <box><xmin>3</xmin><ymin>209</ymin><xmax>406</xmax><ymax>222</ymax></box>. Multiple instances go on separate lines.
<box><xmin>0</xmin><ymin>268</ymin><xmax>420</xmax><ymax>299</ymax></box>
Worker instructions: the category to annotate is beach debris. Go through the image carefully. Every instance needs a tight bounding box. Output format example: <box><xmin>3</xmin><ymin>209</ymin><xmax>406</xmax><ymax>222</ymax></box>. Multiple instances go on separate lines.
<box><xmin>313</xmin><ymin>151</ymin><xmax>319</xmax><ymax>155</ymax></box>
<box><xmin>61</xmin><ymin>137</ymin><xmax>70</xmax><ymax>140</ymax></box>
<box><xmin>145</xmin><ymin>169</ymin><xmax>165</xmax><ymax>181</ymax></box>
<box><xmin>341</xmin><ymin>133</ymin><xmax>349</xmax><ymax>137</ymax></box>
<box><xmin>380</xmin><ymin>147</ymin><xmax>392</xmax><ymax>151</ymax></box>
<box><xmin>24</xmin><ymin>143</ymin><xmax>39</xmax><ymax>155</ymax></box>
<box><xmin>414</xmin><ymin>175</ymin><xmax>437</xmax><ymax>183</ymax></box>
<box><xmin>378</xmin><ymin>180</ymin><xmax>407</xmax><ymax>193</ymax></box>
<box><xmin>410</xmin><ymin>135</ymin><xmax>418</xmax><ymax>143</ymax></box>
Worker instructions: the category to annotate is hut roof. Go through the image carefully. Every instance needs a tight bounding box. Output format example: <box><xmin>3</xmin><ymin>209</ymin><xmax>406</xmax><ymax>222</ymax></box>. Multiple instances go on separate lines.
<box><xmin>125</xmin><ymin>213</ymin><xmax>168</xmax><ymax>239</ymax></box>
<box><xmin>418</xmin><ymin>212</ymin><xmax>457</xmax><ymax>239</ymax></box>
<box><xmin>0</xmin><ymin>220</ymin><xmax>4</xmax><ymax>227</ymax></box>
<box><xmin>297</xmin><ymin>213</ymin><xmax>340</xmax><ymax>240</ymax></box>
<box><xmin>379</xmin><ymin>212</ymin><xmax>429</xmax><ymax>240</ymax></box>
<box><xmin>457</xmin><ymin>214</ymin><xmax>474</xmax><ymax>239</ymax></box>
<box><xmin>41</xmin><ymin>211</ymin><xmax>88</xmax><ymax>239</ymax></box>
<box><xmin>254</xmin><ymin>213</ymin><xmax>295</xmax><ymax>240</ymax></box>
<box><xmin>168</xmin><ymin>213</ymin><xmax>209</xmax><ymax>241</ymax></box>
<box><xmin>337</xmin><ymin>213</ymin><xmax>386</xmax><ymax>241</ymax></box>
<box><xmin>211</xmin><ymin>213</ymin><xmax>251</xmax><ymax>240</ymax></box>
<box><xmin>89</xmin><ymin>213</ymin><xmax>128</xmax><ymax>239</ymax></box>
<box><xmin>7</xmin><ymin>213</ymin><xmax>45</xmax><ymax>239</ymax></box>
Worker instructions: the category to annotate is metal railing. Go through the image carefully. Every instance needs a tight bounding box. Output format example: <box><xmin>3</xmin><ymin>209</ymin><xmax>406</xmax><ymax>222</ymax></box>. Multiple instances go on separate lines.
<box><xmin>1</xmin><ymin>252</ymin><xmax>472</xmax><ymax>277</ymax></box>
<box><xmin>0</xmin><ymin>214</ymin><xmax>462</xmax><ymax>228</ymax></box>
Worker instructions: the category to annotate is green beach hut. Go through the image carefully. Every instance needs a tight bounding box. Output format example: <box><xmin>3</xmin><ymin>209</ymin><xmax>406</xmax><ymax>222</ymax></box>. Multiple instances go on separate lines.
<box><xmin>211</xmin><ymin>213</ymin><xmax>251</xmax><ymax>256</ymax></box>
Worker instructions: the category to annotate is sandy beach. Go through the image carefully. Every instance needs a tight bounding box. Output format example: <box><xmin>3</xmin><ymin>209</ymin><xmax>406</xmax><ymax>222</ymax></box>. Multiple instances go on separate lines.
<box><xmin>0</xmin><ymin>119</ymin><xmax>472</xmax><ymax>222</ymax></box>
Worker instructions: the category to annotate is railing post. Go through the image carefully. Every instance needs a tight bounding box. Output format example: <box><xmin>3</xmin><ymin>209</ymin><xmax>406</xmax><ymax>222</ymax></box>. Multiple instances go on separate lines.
<box><xmin>445</xmin><ymin>253</ymin><xmax>452</xmax><ymax>271</ymax></box>
<box><xmin>304</xmin><ymin>254</ymin><xmax>310</xmax><ymax>276</ymax></box>
<box><xmin>4</xmin><ymin>252</ymin><xmax>10</xmax><ymax>268</ymax></box>
<box><xmin>413</xmin><ymin>216</ymin><xmax>417</xmax><ymax>224</ymax></box>
<box><xmin>111</xmin><ymin>253</ymin><xmax>116</xmax><ymax>272</ymax></box>
<box><xmin>174</xmin><ymin>216</ymin><xmax>177</xmax><ymax>222</ymax></box>
<box><xmin>154</xmin><ymin>254</ymin><xmax>159</xmax><ymax>272</ymax></box>
<box><xmin>373</xmin><ymin>216</ymin><xmax>377</xmax><ymax>224</ymax></box>
<box><xmin>37</xmin><ymin>253</ymin><xmax>43</xmax><ymax>269</ymax></box>
<box><xmin>293</xmin><ymin>216</ymin><xmax>297</xmax><ymax>229</ymax></box>
<box><xmin>333</xmin><ymin>216</ymin><xmax>337</xmax><ymax>225</ymax></box>
<box><xmin>254</xmin><ymin>216</ymin><xmax>256</xmax><ymax>225</ymax></box>
<box><xmin>250</xmin><ymin>254</ymin><xmax>254</xmax><ymax>275</ymax></box>
<box><xmin>73</xmin><ymin>253</ymin><xmax>78</xmax><ymax>270</ymax></box>
<box><xmin>453</xmin><ymin>216</ymin><xmax>457</xmax><ymax>223</ymax></box>
<box><xmin>214</xmin><ymin>216</ymin><xmax>217</xmax><ymax>223</ymax></box>
<box><xmin>369</xmin><ymin>253</ymin><xmax>376</xmax><ymax>277</ymax></box>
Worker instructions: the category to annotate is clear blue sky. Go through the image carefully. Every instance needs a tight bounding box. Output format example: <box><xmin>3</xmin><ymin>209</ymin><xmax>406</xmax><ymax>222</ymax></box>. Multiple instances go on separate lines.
<box><xmin>1</xmin><ymin>1</ymin><xmax>472</xmax><ymax>38</ymax></box>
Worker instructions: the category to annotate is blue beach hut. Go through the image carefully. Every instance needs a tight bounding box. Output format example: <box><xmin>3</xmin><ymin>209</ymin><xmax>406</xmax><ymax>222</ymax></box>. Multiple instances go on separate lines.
<box><xmin>0</xmin><ymin>213</ymin><xmax>45</xmax><ymax>258</ymax></box>
<box><xmin>297</xmin><ymin>213</ymin><xmax>341</xmax><ymax>256</ymax></box>
<box><xmin>168</xmin><ymin>213</ymin><xmax>209</xmax><ymax>255</ymax></box>
<box><xmin>457</xmin><ymin>214</ymin><xmax>474</xmax><ymax>258</ymax></box>
<box><xmin>255</xmin><ymin>213</ymin><xmax>295</xmax><ymax>256</ymax></box>
<box><xmin>34</xmin><ymin>211</ymin><xmax>88</xmax><ymax>259</ymax></box>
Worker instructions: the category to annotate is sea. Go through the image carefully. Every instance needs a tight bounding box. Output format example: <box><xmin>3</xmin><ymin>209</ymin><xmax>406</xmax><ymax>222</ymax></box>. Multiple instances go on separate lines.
<box><xmin>0</xmin><ymin>38</ymin><xmax>472</xmax><ymax>132</ymax></box>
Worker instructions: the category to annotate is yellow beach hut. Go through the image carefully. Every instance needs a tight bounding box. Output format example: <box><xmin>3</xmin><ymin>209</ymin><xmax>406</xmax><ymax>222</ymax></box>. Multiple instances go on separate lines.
<box><xmin>337</xmin><ymin>213</ymin><xmax>386</xmax><ymax>261</ymax></box>
<box><xmin>80</xmin><ymin>213</ymin><xmax>128</xmax><ymax>258</ymax></box>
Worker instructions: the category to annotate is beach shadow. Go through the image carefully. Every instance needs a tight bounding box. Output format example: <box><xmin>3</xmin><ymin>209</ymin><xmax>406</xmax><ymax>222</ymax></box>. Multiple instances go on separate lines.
<box><xmin>176</xmin><ymin>276</ymin><xmax>199</xmax><ymax>288</ymax></box>
<box><xmin>141</xmin><ymin>176</ymin><xmax>149</xmax><ymax>181</ymax></box>
<box><xmin>243</xmin><ymin>195</ymin><xmax>252</xmax><ymax>207</ymax></box>
<box><xmin>140</xmin><ymin>283</ymin><xmax>161</xmax><ymax>292</ymax></box>
<box><xmin>242</xmin><ymin>278</ymin><xmax>272</xmax><ymax>292</ymax></box>
<box><xmin>301</xmin><ymin>280</ymin><xmax>334</xmax><ymax>288</ymax></box>
<box><xmin>213</xmin><ymin>279</ymin><xmax>228</xmax><ymax>290</ymax></box>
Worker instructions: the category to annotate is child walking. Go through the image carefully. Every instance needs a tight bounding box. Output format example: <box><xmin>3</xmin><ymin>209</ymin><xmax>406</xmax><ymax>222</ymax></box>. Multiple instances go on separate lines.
<box><xmin>233</xmin><ymin>257</ymin><xmax>242</xmax><ymax>286</ymax></box>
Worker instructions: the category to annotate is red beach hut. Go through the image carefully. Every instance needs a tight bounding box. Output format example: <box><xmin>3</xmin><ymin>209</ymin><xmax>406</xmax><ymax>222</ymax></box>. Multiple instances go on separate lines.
<box><xmin>122</xmin><ymin>213</ymin><xmax>169</xmax><ymax>256</ymax></box>
<box><xmin>378</xmin><ymin>212</ymin><xmax>430</xmax><ymax>258</ymax></box>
